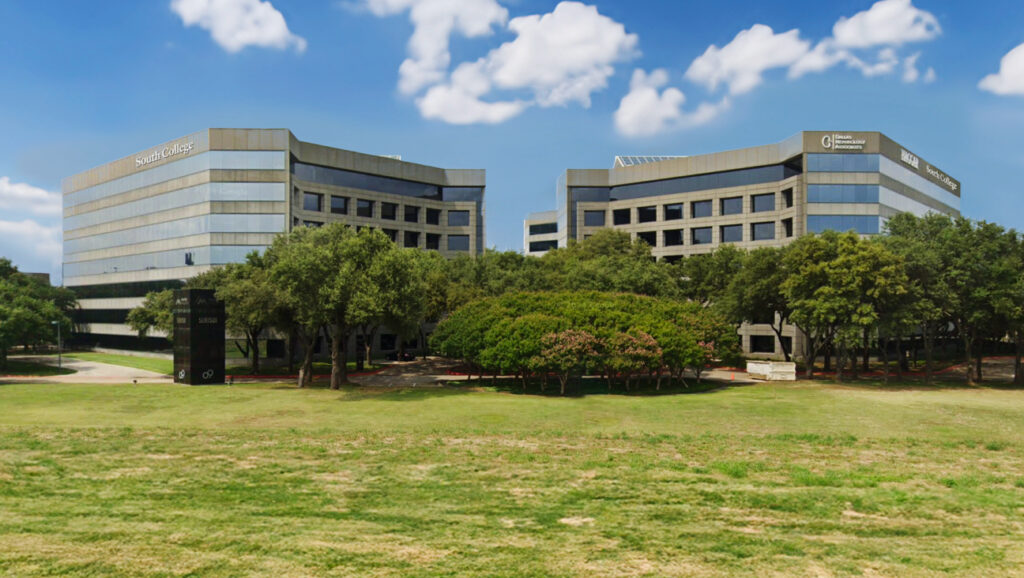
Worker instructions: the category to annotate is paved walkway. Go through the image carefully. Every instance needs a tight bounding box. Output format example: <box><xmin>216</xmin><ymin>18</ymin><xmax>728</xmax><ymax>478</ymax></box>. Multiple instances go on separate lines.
<box><xmin>1</xmin><ymin>355</ymin><xmax>172</xmax><ymax>385</ymax></box>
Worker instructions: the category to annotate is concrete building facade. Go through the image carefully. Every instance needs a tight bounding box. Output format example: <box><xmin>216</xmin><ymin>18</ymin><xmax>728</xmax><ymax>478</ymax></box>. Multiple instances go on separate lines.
<box><xmin>524</xmin><ymin>131</ymin><xmax>961</xmax><ymax>357</ymax></box>
<box><xmin>63</xmin><ymin>128</ymin><xmax>485</xmax><ymax>350</ymax></box>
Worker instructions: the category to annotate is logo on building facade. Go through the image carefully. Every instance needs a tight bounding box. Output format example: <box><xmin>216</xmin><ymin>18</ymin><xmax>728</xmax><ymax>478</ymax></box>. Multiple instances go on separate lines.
<box><xmin>821</xmin><ymin>133</ymin><xmax>867</xmax><ymax>151</ymax></box>
<box><xmin>136</xmin><ymin>139</ymin><xmax>195</xmax><ymax>168</ymax></box>
<box><xmin>900</xmin><ymin>149</ymin><xmax>920</xmax><ymax>169</ymax></box>
<box><xmin>926</xmin><ymin>165</ymin><xmax>959</xmax><ymax>193</ymax></box>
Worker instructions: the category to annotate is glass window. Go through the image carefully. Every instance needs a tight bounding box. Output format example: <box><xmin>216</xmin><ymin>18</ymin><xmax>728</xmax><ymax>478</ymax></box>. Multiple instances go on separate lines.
<box><xmin>529</xmin><ymin>240</ymin><xmax>559</xmax><ymax>252</ymax></box>
<box><xmin>721</xmin><ymin>197</ymin><xmax>743</xmax><ymax>215</ymax></box>
<box><xmin>381</xmin><ymin>202</ymin><xmax>398</xmax><ymax>220</ymax></box>
<box><xmin>807</xmin><ymin>215</ymin><xmax>881</xmax><ymax>235</ymax></box>
<box><xmin>664</xmin><ymin>203</ymin><xmax>684</xmax><ymax>221</ymax></box>
<box><xmin>750</xmin><ymin>336</ymin><xmax>776</xmax><ymax>353</ymax></box>
<box><xmin>302</xmin><ymin>192</ymin><xmax>322</xmax><ymax>212</ymax></box>
<box><xmin>404</xmin><ymin>205</ymin><xmax>420</xmax><ymax>223</ymax></box>
<box><xmin>292</xmin><ymin>162</ymin><xmax>442</xmax><ymax>200</ymax></box>
<box><xmin>607</xmin><ymin>163</ymin><xmax>801</xmax><ymax>201</ymax></box>
<box><xmin>637</xmin><ymin>206</ymin><xmax>657</xmax><ymax>223</ymax></box>
<box><xmin>721</xmin><ymin>224</ymin><xmax>743</xmax><ymax>243</ymax></box>
<box><xmin>357</xmin><ymin>199</ymin><xmax>374</xmax><ymax>218</ymax></box>
<box><xmin>663</xmin><ymin>255</ymin><xmax>683</xmax><ymax>265</ymax></box>
<box><xmin>807</xmin><ymin>184</ymin><xmax>879</xmax><ymax>204</ymax></box>
<box><xmin>404</xmin><ymin>231</ymin><xmax>419</xmax><ymax>248</ymax></box>
<box><xmin>782</xmin><ymin>188</ymin><xmax>794</xmax><ymax>208</ymax></box>
<box><xmin>330</xmin><ymin>196</ymin><xmax>348</xmax><ymax>215</ymax></box>
<box><xmin>448</xmin><ymin>210</ymin><xmax>470</xmax><ymax>227</ymax></box>
<box><xmin>448</xmin><ymin>234</ymin><xmax>470</xmax><ymax>251</ymax></box>
<box><xmin>425</xmin><ymin>233</ymin><xmax>441</xmax><ymax>251</ymax></box>
<box><xmin>692</xmin><ymin>227</ymin><xmax>712</xmax><ymax>245</ymax></box>
<box><xmin>302</xmin><ymin>220</ymin><xmax>322</xmax><ymax>228</ymax></box>
<box><xmin>583</xmin><ymin>211</ymin><xmax>606</xmax><ymax>227</ymax></box>
<box><xmin>426</xmin><ymin>208</ymin><xmax>441</xmax><ymax>225</ymax></box>
<box><xmin>380</xmin><ymin>334</ymin><xmax>397</xmax><ymax>351</ymax></box>
<box><xmin>806</xmin><ymin>154</ymin><xmax>880</xmax><ymax>173</ymax></box>
<box><xmin>664</xmin><ymin>229</ymin><xmax>684</xmax><ymax>246</ymax></box>
<box><xmin>636</xmin><ymin>231</ymin><xmax>657</xmax><ymax>247</ymax></box>
<box><xmin>783</xmin><ymin>218</ymin><xmax>793</xmax><ymax>238</ymax></box>
<box><xmin>529</xmin><ymin>223</ymin><xmax>558</xmax><ymax>235</ymax></box>
<box><xmin>383</xmin><ymin>229</ymin><xmax>398</xmax><ymax>242</ymax></box>
<box><xmin>692</xmin><ymin>200</ymin><xmax>712</xmax><ymax>218</ymax></box>
<box><xmin>752</xmin><ymin>221</ymin><xmax>775</xmax><ymax>241</ymax></box>
<box><xmin>613</xmin><ymin>208</ymin><xmax>631</xmax><ymax>225</ymax></box>
<box><xmin>752</xmin><ymin>193</ymin><xmax>775</xmax><ymax>213</ymax></box>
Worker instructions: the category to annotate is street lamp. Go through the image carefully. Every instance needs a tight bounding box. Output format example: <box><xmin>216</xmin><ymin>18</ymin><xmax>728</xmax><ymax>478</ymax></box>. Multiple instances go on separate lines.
<box><xmin>51</xmin><ymin>321</ymin><xmax>61</xmax><ymax>368</ymax></box>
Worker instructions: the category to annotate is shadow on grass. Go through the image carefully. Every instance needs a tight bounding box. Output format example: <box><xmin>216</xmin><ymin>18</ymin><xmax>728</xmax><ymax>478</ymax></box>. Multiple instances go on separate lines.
<box><xmin>444</xmin><ymin>376</ymin><xmax>739</xmax><ymax>398</ymax></box>
<box><xmin>800</xmin><ymin>376</ymin><xmax>1024</xmax><ymax>392</ymax></box>
<box><xmin>0</xmin><ymin>360</ymin><xmax>76</xmax><ymax>378</ymax></box>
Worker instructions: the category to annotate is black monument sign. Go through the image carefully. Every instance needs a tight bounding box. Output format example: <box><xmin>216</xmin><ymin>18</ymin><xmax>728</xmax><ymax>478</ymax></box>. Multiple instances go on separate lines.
<box><xmin>173</xmin><ymin>289</ymin><xmax>226</xmax><ymax>385</ymax></box>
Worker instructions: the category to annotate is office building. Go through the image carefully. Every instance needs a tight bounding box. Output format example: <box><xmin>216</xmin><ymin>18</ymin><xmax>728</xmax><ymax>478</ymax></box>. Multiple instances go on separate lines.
<box><xmin>64</xmin><ymin>128</ymin><xmax>485</xmax><ymax>349</ymax></box>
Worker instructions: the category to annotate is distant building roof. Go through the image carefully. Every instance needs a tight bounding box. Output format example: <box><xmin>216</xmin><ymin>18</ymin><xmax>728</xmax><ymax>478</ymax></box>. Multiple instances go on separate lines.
<box><xmin>613</xmin><ymin>155</ymin><xmax>686</xmax><ymax>168</ymax></box>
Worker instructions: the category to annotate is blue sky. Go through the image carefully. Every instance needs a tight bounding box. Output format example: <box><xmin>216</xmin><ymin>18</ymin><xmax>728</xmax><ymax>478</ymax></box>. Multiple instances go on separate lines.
<box><xmin>1</xmin><ymin>0</ymin><xmax>1023</xmax><ymax>281</ymax></box>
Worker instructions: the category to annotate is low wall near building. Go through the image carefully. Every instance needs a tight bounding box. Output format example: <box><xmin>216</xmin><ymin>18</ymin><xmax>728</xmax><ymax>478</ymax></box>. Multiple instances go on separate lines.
<box><xmin>746</xmin><ymin>361</ymin><xmax>797</xmax><ymax>381</ymax></box>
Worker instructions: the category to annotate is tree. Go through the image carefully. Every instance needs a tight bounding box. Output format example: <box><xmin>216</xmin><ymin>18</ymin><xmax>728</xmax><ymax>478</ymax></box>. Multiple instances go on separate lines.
<box><xmin>126</xmin><ymin>290</ymin><xmax>175</xmax><ymax>339</ymax></box>
<box><xmin>722</xmin><ymin>247</ymin><xmax>793</xmax><ymax>360</ymax></box>
<box><xmin>0</xmin><ymin>259</ymin><xmax>74</xmax><ymax>369</ymax></box>
<box><xmin>533</xmin><ymin>330</ymin><xmax>599</xmax><ymax>395</ymax></box>
<box><xmin>606</xmin><ymin>330</ymin><xmax>662</xmax><ymax>391</ymax></box>
<box><xmin>678</xmin><ymin>244</ymin><xmax>745</xmax><ymax>307</ymax></box>
<box><xmin>214</xmin><ymin>253</ymin><xmax>282</xmax><ymax>375</ymax></box>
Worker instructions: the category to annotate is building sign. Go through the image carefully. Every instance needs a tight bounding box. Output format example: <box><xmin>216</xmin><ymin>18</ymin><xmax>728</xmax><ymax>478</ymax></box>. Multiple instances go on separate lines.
<box><xmin>900</xmin><ymin>149</ymin><xmax>920</xmax><ymax>169</ymax></box>
<box><xmin>821</xmin><ymin>134</ymin><xmax>867</xmax><ymax>151</ymax></box>
<box><xmin>173</xmin><ymin>289</ymin><xmax>225</xmax><ymax>385</ymax></box>
<box><xmin>926</xmin><ymin>165</ymin><xmax>959</xmax><ymax>193</ymax></box>
<box><xmin>136</xmin><ymin>139</ymin><xmax>195</xmax><ymax>168</ymax></box>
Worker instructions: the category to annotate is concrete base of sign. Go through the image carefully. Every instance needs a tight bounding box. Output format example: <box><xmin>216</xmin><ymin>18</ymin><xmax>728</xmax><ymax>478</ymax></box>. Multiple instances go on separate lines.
<box><xmin>746</xmin><ymin>361</ymin><xmax>797</xmax><ymax>381</ymax></box>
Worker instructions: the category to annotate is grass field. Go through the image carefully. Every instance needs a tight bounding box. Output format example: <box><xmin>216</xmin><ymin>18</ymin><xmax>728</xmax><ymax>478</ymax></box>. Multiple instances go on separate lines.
<box><xmin>1</xmin><ymin>381</ymin><xmax>1022</xmax><ymax>576</ymax></box>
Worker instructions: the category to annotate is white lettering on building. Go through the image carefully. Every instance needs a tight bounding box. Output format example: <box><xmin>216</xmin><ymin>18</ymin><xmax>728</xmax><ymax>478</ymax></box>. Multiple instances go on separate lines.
<box><xmin>926</xmin><ymin>165</ymin><xmax>959</xmax><ymax>193</ymax></box>
<box><xmin>900</xmin><ymin>149</ymin><xmax>920</xmax><ymax>169</ymax></box>
<box><xmin>135</xmin><ymin>140</ymin><xmax>195</xmax><ymax>168</ymax></box>
<box><xmin>821</xmin><ymin>133</ymin><xmax>867</xmax><ymax>151</ymax></box>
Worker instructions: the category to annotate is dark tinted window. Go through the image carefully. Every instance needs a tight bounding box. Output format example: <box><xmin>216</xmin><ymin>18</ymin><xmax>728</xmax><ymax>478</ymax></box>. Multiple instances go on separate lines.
<box><xmin>404</xmin><ymin>205</ymin><xmax>420</xmax><ymax>223</ymax></box>
<box><xmin>664</xmin><ymin>203</ymin><xmax>684</xmax><ymax>220</ymax></box>
<box><xmin>529</xmin><ymin>222</ymin><xmax>558</xmax><ymax>235</ymax></box>
<box><xmin>692</xmin><ymin>200</ymin><xmax>712</xmax><ymax>218</ymax></box>
<box><xmin>721</xmin><ymin>197</ymin><xmax>742</xmax><ymax>215</ymax></box>
<box><xmin>584</xmin><ymin>211</ymin><xmax>606</xmax><ymax>227</ymax></box>
<box><xmin>381</xmin><ymin>202</ymin><xmax>398</xmax><ymax>220</ymax></box>
<box><xmin>752</xmin><ymin>193</ymin><xmax>775</xmax><ymax>213</ymax></box>
<box><xmin>426</xmin><ymin>208</ymin><xmax>441</xmax><ymax>225</ymax></box>
<box><xmin>721</xmin><ymin>224</ymin><xmax>743</xmax><ymax>243</ymax></box>
<box><xmin>637</xmin><ymin>206</ymin><xmax>657</xmax><ymax>223</ymax></box>
<box><xmin>750</xmin><ymin>335</ymin><xmax>776</xmax><ymax>353</ymax></box>
<box><xmin>357</xmin><ymin>199</ymin><xmax>374</xmax><ymax>218</ymax></box>
<box><xmin>807</xmin><ymin>185</ymin><xmax>879</xmax><ymax>203</ymax></box>
<box><xmin>806</xmin><ymin>154</ymin><xmax>880</xmax><ymax>173</ymax></box>
<box><xmin>302</xmin><ymin>192</ymin><xmax>322</xmax><ymax>212</ymax></box>
<box><xmin>637</xmin><ymin>231</ymin><xmax>657</xmax><ymax>247</ymax></box>
<box><xmin>448</xmin><ymin>210</ymin><xmax>470</xmax><ymax>227</ymax></box>
<box><xmin>807</xmin><ymin>215</ymin><xmax>880</xmax><ymax>234</ymax></box>
<box><xmin>610</xmin><ymin>164</ymin><xmax>800</xmax><ymax>200</ymax></box>
<box><xmin>404</xmin><ymin>231</ymin><xmax>419</xmax><ymax>248</ymax></box>
<box><xmin>383</xmin><ymin>229</ymin><xmax>398</xmax><ymax>242</ymax></box>
<box><xmin>752</xmin><ymin>221</ymin><xmax>775</xmax><ymax>241</ymax></box>
<box><xmin>782</xmin><ymin>218</ymin><xmax>793</xmax><ymax>238</ymax></box>
<box><xmin>529</xmin><ymin>240</ymin><xmax>559</xmax><ymax>252</ymax></box>
<box><xmin>782</xmin><ymin>188</ymin><xmax>794</xmax><ymax>208</ymax></box>
<box><xmin>330</xmin><ymin>196</ymin><xmax>348</xmax><ymax>215</ymax></box>
<box><xmin>613</xmin><ymin>208</ymin><xmax>631</xmax><ymax>225</ymax></box>
<box><xmin>448</xmin><ymin>234</ymin><xmax>470</xmax><ymax>251</ymax></box>
<box><xmin>664</xmin><ymin>229</ymin><xmax>684</xmax><ymax>246</ymax></box>
<box><xmin>303</xmin><ymin>220</ymin><xmax>322</xmax><ymax>228</ymax></box>
<box><xmin>425</xmin><ymin>233</ymin><xmax>441</xmax><ymax>250</ymax></box>
<box><xmin>293</xmin><ymin>162</ymin><xmax>441</xmax><ymax>199</ymax></box>
<box><xmin>692</xmin><ymin>227</ymin><xmax>712</xmax><ymax>245</ymax></box>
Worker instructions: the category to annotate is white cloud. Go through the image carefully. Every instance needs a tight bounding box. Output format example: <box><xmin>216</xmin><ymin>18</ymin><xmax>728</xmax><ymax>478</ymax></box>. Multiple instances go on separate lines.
<box><xmin>902</xmin><ymin>52</ymin><xmax>924</xmax><ymax>83</ymax></box>
<box><xmin>170</xmin><ymin>0</ymin><xmax>307</xmax><ymax>53</ymax></box>
<box><xmin>832</xmin><ymin>0</ymin><xmax>941</xmax><ymax>49</ymax></box>
<box><xmin>361</xmin><ymin>0</ymin><xmax>508</xmax><ymax>95</ymax></box>
<box><xmin>0</xmin><ymin>177</ymin><xmax>61</xmax><ymax>217</ymax></box>
<box><xmin>686</xmin><ymin>25</ymin><xmax>810</xmax><ymax>96</ymax></box>
<box><xmin>980</xmin><ymin>43</ymin><xmax>1024</xmax><ymax>96</ymax></box>
<box><xmin>614</xmin><ymin>69</ymin><xmax>729</xmax><ymax>138</ymax></box>
<box><xmin>410</xmin><ymin>1</ymin><xmax>638</xmax><ymax>124</ymax></box>
<box><xmin>0</xmin><ymin>219</ymin><xmax>62</xmax><ymax>278</ymax></box>
<box><xmin>924</xmin><ymin>67</ymin><xmax>936</xmax><ymax>83</ymax></box>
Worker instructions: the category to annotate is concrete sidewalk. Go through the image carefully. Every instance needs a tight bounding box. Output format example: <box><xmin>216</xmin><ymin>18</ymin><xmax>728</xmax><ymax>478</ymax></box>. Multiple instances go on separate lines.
<box><xmin>1</xmin><ymin>355</ymin><xmax>172</xmax><ymax>385</ymax></box>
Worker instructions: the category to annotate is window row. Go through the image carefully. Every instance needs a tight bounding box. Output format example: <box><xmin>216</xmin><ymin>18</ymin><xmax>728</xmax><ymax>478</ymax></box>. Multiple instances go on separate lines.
<box><xmin>301</xmin><ymin>191</ymin><xmax>470</xmax><ymax>226</ymax></box>
<box><xmin>632</xmin><ymin>221</ymin><xmax>788</xmax><ymax>248</ymax></box>
<box><xmin>583</xmin><ymin>190</ymin><xmax>793</xmax><ymax>227</ymax></box>
<box><xmin>297</xmin><ymin>220</ymin><xmax>471</xmax><ymax>252</ymax></box>
<box><xmin>292</xmin><ymin>161</ymin><xmax>484</xmax><ymax>202</ymax></box>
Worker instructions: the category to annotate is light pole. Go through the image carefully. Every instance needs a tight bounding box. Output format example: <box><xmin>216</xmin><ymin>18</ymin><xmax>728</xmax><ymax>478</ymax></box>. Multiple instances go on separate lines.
<box><xmin>51</xmin><ymin>321</ymin><xmax>61</xmax><ymax>368</ymax></box>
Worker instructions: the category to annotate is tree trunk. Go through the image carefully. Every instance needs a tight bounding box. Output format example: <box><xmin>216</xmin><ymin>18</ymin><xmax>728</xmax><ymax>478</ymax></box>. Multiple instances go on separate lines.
<box><xmin>249</xmin><ymin>330</ymin><xmax>261</xmax><ymax>375</ymax></box>
<box><xmin>297</xmin><ymin>331</ymin><xmax>315</xmax><ymax>388</ymax></box>
<box><xmin>287</xmin><ymin>327</ymin><xmax>297</xmax><ymax>373</ymax></box>
<box><xmin>964</xmin><ymin>330</ymin><xmax>975</xmax><ymax>385</ymax></box>
<box><xmin>862</xmin><ymin>327</ymin><xmax>870</xmax><ymax>373</ymax></box>
<box><xmin>772</xmin><ymin>323</ymin><xmax>791</xmax><ymax>362</ymax></box>
<box><xmin>975</xmin><ymin>350</ymin><xmax>984</xmax><ymax>383</ymax></box>
<box><xmin>419</xmin><ymin>328</ymin><xmax>427</xmax><ymax>360</ymax></box>
<box><xmin>923</xmin><ymin>323</ymin><xmax>934</xmax><ymax>385</ymax></box>
<box><xmin>824</xmin><ymin>342</ymin><xmax>832</xmax><ymax>372</ymax></box>
<box><xmin>559</xmin><ymin>375</ymin><xmax>567</xmax><ymax>396</ymax></box>
<box><xmin>1015</xmin><ymin>331</ymin><xmax>1023</xmax><ymax>387</ymax></box>
<box><xmin>836</xmin><ymin>343</ymin><xmax>844</xmax><ymax>383</ymax></box>
<box><xmin>330</xmin><ymin>324</ymin><xmax>349</xmax><ymax>390</ymax></box>
<box><xmin>881</xmin><ymin>336</ymin><xmax>890</xmax><ymax>384</ymax></box>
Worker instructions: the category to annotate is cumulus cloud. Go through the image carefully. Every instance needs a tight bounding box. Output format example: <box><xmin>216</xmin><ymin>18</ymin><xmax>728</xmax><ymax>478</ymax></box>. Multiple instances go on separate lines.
<box><xmin>979</xmin><ymin>43</ymin><xmax>1024</xmax><ymax>96</ymax></box>
<box><xmin>685</xmin><ymin>25</ymin><xmax>810</xmax><ymax>95</ymax></box>
<box><xmin>0</xmin><ymin>177</ymin><xmax>61</xmax><ymax>217</ymax></box>
<box><xmin>366</xmin><ymin>1</ymin><xmax>637</xmax><ymax>124</ymax></box>
<box><xmin>614</xmin><ymin>69</ymin><xmax>729</xmax><ymax>138</ymax></box>
<box><xmin>832</xmin><ymin>0</ymin><xmax>941</xmax><ymax>49</ymax></box>
<box><xmin>361</xmin><ymin>0</ymin><xmax>508</xmax><ymax>95</ymax></box>
<box><xmin>0</xmin><ymin>219</ymin><xmax>62</xmax><ymax>278</ymax></box>
<box><xmin>170</xmin><ymin>0</ymin><xmax>307</xmax><ymax>53</ymax></box>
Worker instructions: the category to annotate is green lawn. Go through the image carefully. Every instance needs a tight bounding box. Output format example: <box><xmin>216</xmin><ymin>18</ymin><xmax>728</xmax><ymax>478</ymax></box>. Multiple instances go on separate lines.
<box><xmin>0</xmin><ymin>381</ymin><xmax>1022</xmax><ymax>576</ymax></box>
<box><xmin>63</xmin><ymin>352</ymin><xmax>174</xmax><ymax>375</ymax></box>
<box><xmin>0</xmin><ymin>359</ymin><xmax>76</xmax><ymax>377</ymax></box>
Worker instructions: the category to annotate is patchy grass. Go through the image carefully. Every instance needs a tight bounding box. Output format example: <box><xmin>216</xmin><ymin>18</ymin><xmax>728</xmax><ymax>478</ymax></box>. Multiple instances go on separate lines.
<box><xmin>225</xmin><ymin>360</ymin><xmax>384</xmax><ymax>376</ymax></box>
<box><xmin>0</xmin><ymin>382</ymin><xmax>1023</xmax><ymax>576</ymax></box>
<box><xmin>62</xmin><ymin>352</ymin><xmax>173</xmax><ymax>375</ymax></box>
<box><xmin>0</xmin><ymin>360</ymin><xmax>76</xmax><ymax>377</ymax></box>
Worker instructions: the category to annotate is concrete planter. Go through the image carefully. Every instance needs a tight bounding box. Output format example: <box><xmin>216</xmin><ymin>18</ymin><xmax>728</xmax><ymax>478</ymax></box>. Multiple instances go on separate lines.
<box><xmin>746</xmin><ymin>361</ymin><xmax>797</xmax><ymax>381</ymax></box>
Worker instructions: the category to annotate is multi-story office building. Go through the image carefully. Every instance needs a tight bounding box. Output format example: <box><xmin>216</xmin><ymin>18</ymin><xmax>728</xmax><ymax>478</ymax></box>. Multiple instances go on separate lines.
<box><xmin>64</xmin><ymin>128</ymin><xmax>485</xmax><ymax>350</ymax></box>
<box><xmin>523</xmin><ymin>131</ymin><xmax>961</xmax><ymax>356</ymax></box>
